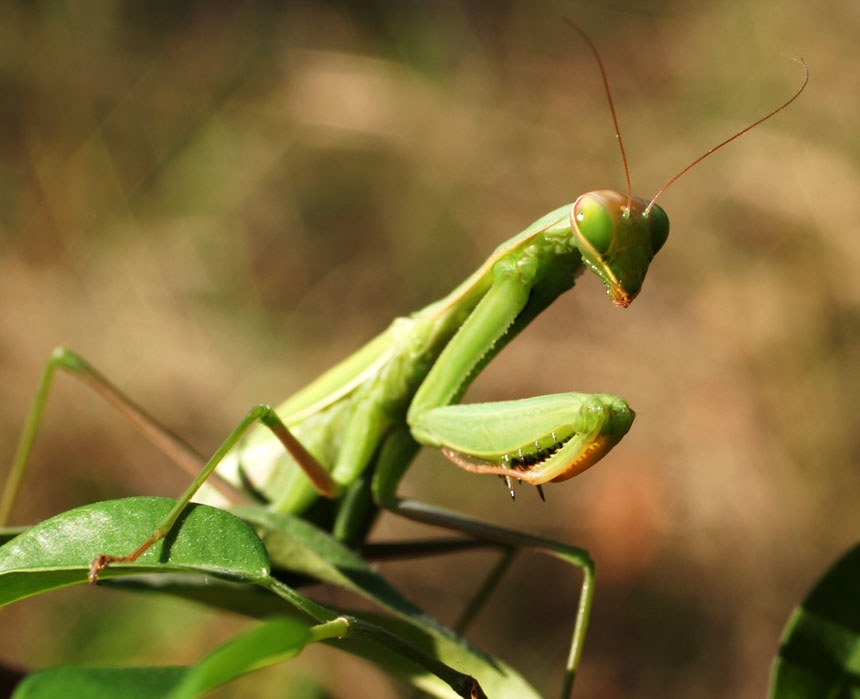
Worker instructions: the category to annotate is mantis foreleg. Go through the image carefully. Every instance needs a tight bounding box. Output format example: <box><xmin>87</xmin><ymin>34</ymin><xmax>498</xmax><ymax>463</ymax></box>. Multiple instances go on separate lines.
<box><xmin>407</xmin><ymin>262</ymin><xmax>634</xmax><ymax>489</ymax></box>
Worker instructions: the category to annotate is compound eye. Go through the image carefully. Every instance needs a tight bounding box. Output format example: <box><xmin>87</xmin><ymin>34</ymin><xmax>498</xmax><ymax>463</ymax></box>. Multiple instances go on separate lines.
<box><xmin>646</xmin><ymin>203</ymin><xmax>670</xmax><ymax>253</ymax></box>
<box><xmin>573</xmin><ymin>195</ymin><xmax>614</xmax><ymax>254</ymax></box>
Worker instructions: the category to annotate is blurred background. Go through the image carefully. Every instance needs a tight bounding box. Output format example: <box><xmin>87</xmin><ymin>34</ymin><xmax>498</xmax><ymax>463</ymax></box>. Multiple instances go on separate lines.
<box><xmin>0</xmin><ymin>1</ymin><xmax>857</xmax><ymax>697</ymax></box>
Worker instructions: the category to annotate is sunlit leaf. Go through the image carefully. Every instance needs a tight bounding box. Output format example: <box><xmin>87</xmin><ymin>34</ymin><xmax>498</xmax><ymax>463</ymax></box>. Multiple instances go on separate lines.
<box><xmin>0</xmin><ymin>497</ymin><xmax>271</xmax><ymax>605</ymax></box>
<box><xmin>0</xmin><ymin>526</ymin><xmax>28</xmax><ymax>546</ymax></box>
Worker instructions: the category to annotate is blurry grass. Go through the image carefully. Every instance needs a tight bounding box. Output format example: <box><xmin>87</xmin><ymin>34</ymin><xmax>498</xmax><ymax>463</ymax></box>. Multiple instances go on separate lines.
<box><xmin>0</xmin><ymin>2</ymin><xmax>857</xmax><ymax>698</ymax></box>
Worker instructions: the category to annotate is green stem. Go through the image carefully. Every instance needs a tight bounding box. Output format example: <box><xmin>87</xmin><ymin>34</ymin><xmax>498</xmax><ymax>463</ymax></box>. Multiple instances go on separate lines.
<box><xmin>308</xmin><ymin>617</ymin><xmax>349</xmax><ymax>642</ymax></box>
<box><xmin>263</xmin><ymin>578</ymin><xmax>486</xmax><ymax>699</ymax></box>
<box><xmin>261</xmin><ymin>577</ymin><xmax>338</xmax><ymax>623</ymax></box>
<box><xmin>338</xmin><ymin>615</ymin><xmax>486</xmax><ymax>699</ymax></box>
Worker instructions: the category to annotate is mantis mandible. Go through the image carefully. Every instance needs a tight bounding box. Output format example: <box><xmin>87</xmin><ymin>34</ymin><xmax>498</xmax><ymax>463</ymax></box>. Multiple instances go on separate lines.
<box><xmin>0</xmin><ymin>23</ymin><xmax>807</xmax><ymax>698</ymax></box>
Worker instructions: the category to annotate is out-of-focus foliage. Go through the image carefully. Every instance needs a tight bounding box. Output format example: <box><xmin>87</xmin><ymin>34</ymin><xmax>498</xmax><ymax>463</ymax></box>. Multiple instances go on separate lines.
<box><xmin>769</xmin><ymin>542</ymin><xmax>860</xmax><ymax>699</ymax></box>
<box><xmin>0</xmin><ymin>1</ymin><xmax>856</xmax><ymax>698</ymax></box>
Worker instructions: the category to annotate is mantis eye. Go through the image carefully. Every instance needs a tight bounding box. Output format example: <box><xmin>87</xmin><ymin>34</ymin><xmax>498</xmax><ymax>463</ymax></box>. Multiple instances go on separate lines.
<box><xmin>646</xmin><ymin>203</ymin><xmax>670</xmax><ymax>254</ymax></box>
<box><xmin>573</xmin><ymin>195</ymin><xmax>614</xmax><ymax>254</ymax></box>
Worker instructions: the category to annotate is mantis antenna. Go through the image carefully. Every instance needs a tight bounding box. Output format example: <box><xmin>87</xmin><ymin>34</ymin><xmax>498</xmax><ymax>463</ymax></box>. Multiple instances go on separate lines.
<box><xmin>645</xmin><ymin>58</ymin><xmax>809</xmax><ymax>215</ymax></box>
<box><xmin>564</xmin><ymin>18</ymin><xmax>633</xmax><ymax>214</ymax></box>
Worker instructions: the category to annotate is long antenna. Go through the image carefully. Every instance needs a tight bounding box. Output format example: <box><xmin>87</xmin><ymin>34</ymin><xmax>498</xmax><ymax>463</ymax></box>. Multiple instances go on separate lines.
<box><xmin>645</xmin><ymin>58</ymin><xmax>809</xmax><ymax>216</ymax></box>
<box><xmin>564</xmin><ymin>18</ymin><xmax>633</xmax><ymax>213</ymax></box>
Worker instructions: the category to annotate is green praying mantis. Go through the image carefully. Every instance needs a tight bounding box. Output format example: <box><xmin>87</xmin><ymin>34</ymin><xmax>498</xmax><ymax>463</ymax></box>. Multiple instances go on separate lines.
<box><xmin>0</xmin><ymin>23</ymin><xmax>808</xmax><ymax>699</ymax></box>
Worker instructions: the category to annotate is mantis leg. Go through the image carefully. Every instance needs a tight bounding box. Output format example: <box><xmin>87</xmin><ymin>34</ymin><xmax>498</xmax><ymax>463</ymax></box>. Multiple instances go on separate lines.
<box><xmin>372</xmin><ymin>428</ymin><xmax>594</xmax><ymax>699</ymax></box>
<box><xmin>452</xmin><ymin>547</ymin><xmax>518</xmax><ymax>636</ymax></box>
<box><xmin>0</xmin><ymin>347</ymin><xmax>341</xmax><ymax>580</ymax></box>
<box><xmin>0</xmin><ymin>347</ymin><xmax>233</xmax><ymax>526</ymax></box>
<box><xmin>360</xmin><ymin>535</ymin><xmax>517</xmax><ymax>637</ymax></box>
<box><xmin>408</xmin><ymin>267</ymin><xmax>633</xmax><ymax>486</ymax></box>
<box><xmin>89</xmin><ymin>402</ymin><xmax>340</xmax><ymax>582</ymax></box>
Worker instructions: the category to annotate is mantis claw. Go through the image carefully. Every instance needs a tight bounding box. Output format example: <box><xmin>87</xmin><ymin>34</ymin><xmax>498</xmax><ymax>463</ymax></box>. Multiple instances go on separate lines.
<box><xmin>428</xmin><ymin>394</ymin><xmax>634</xmax><ymax>486</ymax></box>
<box><xmin>88</xmin><ymin>556</ymin><xmax>107</xmax><ymax>584</ymax></box>
<box><xmin>88</xmin><ymin>532</ymin><xmax>162</xmax><ymax>583</ymax></box>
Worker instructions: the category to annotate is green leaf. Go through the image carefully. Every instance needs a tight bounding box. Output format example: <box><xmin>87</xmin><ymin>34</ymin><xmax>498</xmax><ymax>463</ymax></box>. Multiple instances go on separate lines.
<box><xmin>769</xmin><ymin>542</ymin><xmax>860</xmax><ymax>698</ymax></box>
<box><xmin>11</xmin><ymin>617</ymin><xmax>315</xmax><ymax>699</ymax></box>
<box><xmin>326</xmin><ymin>608</ymin><xmax>538</xmax><ymax>699</ymax></box>
<box><xmin>0</xmin><ymin>497</ymin><xmax>271</xmax><ymax>605</ymax></box>
<box><xmin>12</xmin><ymin>666</ymin><xmax>187</xmax><ymax>699</ymax></box>
<box><xmin>106</xmin><ymin>574</ymin><xmax>285</xmax><ymax>617</ymax></box>
<box><xmin>123</xmin><ymin>576</ymin><xmax>539</xmax><ymax>699</ymax></box>
<box><xmin>123</xmin><ymin>507</ymin><xmax>544</xmax><ymax>699</ymax></box>
<box><xmin>236</xmin><ymin>508</ymin><xmax>450</xmax><ymax>633</ymax></box>
<box><xmin>0</xmin><ymin>526</ymin><xmax>28</xmax><ymax>546</ymax></box>
<box><xmin>7</xmin><ymin>502</ymin><xmax>540</xmax><ymax>698</ymax></box>
<box><xmin>166</xmin><ymin>616</ymin><xmax>313</xmax><ymax>699</ymax></box>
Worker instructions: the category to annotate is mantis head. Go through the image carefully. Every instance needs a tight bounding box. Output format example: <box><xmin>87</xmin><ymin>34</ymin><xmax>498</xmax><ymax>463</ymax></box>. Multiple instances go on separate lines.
<box><xmin>571</xmin><ymin>190</ymin><xmax>669</xmax><ymax>307</ymax></box>
<box><xmin>564</xmin><ymin>21</ymin><xmax>805</xmax><ymax>308</ymax></box>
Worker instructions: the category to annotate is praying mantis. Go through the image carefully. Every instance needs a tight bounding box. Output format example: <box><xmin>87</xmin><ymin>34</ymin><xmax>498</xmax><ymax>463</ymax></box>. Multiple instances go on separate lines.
<box><xmin>0</xmin><ymin>22</ymin><xmax>808</xmax><ymax>699</ymax></box>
